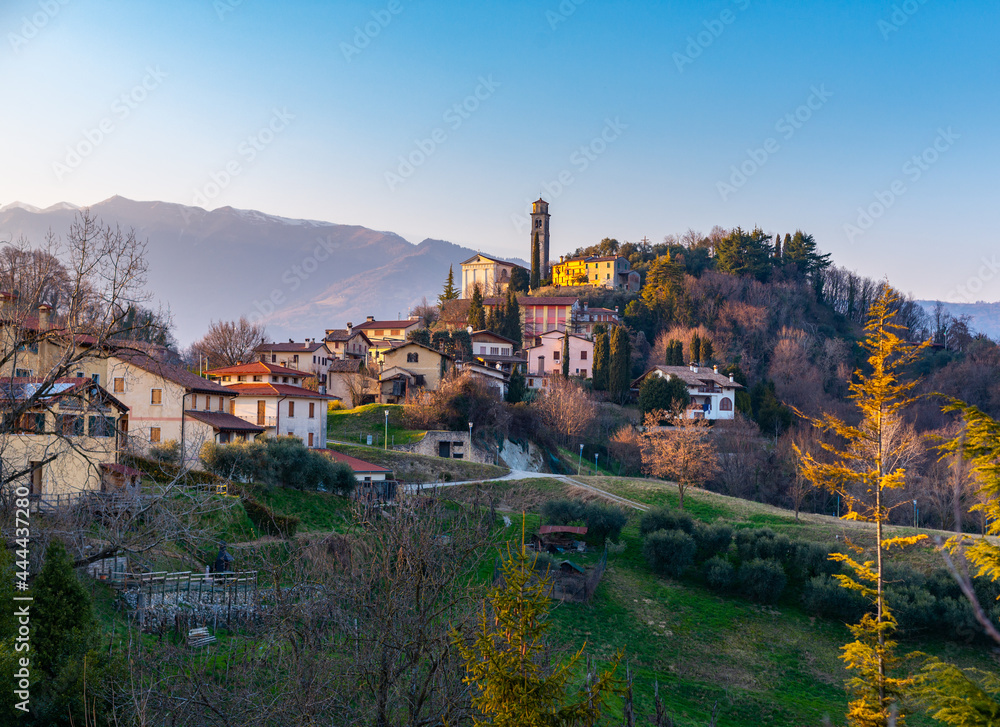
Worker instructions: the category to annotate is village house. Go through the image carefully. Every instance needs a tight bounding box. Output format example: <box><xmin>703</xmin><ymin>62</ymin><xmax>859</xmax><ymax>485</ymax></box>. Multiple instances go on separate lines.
<box><xmin>0</xmin><ymin>377</ymin><xmax>132</xmax><ymax>502</ymax></box>
<box><xmin>469</xmin><ymin>330</ymin><xmax>524</xmax><ymax>374</ymax></box>
<box><xmin>576</xmin><ymin>304</ymin><xmax>622</xmax><ymax>339</ymax></box>
<box><xmin>107</xmin><ymin>349</ymin><xmax>263</xmax><ymax>468</ymax></box>
<box><xmin>460</xmin><ymin>253</ymin><xmax>528</xmax><ymax>298</ymax></box>
<box><xmin>255</xmin><ymin>339</ymin><xmax>336</xmax><ymax>394</ymax></box>
<box><xmin>523</xmin><ymin>330</ymin><xmax>594</xmax><ymax>389</ymax></box>
<box><xmin>321</xmin><ymin>449</ymin><xmax>392</xmax><ymax>483</ymax></box>
<box><xmin>631</xmin><ymin>365</ymin><xmax>742</xmax><ymax>420</ymax></box>
<box><xmin>352</xmin><ymin>316</ymin><xmax>425</xmax><ymax>364</ymax></box>
<box><xmin>327</xmin><ymin>358</ymin><xmax>378</xmax><ymax>408</ymax></box>
<box><xmin>379</xmin><ymin>341</ymin><xmax>452</xmax><ymax>404</ymax></box>
<box><xmin>551</xmin><ymin>255</ymin><xmax>641</xmax><ymax>292</ymax></box>
<box><xmin>323</xmin><ymin>325</ymin><xmax>372</xmax><ymax>361</ymax></box>
<box><xmin>206</xmin><ymin>361</ymin><xmax>334</xmax><ymax>449</ymax></box>
<box><xmin>483</xmin><ymin>296</ymin><xmax>582</xmax><ymax>339</ymax></box>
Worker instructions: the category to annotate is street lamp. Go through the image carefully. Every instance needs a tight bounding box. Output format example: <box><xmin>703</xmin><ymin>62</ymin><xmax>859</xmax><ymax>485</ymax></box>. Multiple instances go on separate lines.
<box><xmin>594</xmin><ymin>452</ymin><xmax>599</xmax><ymax>474</ymax></box>
<box><xmin>384</xmin><ymin>410</ymin><xmax>389</xmax><ymax>450</ymax></box>
<box><xmin>913</xmin><ymin>499</ymin><xmax>918</xmax><ymax>528</ymax></box>
<box><xmin>468</xmin><ymin>421</ymin><xmax>474</xmax><ymax>456</ymax></box>
<box><xmin>578</xmin><ymin>444</ymin><xmax>584</xmax><ymax>475</ymax></box>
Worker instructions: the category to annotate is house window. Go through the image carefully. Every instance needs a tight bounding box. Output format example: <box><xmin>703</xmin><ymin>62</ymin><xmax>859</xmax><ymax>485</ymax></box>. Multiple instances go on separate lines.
<box><xmin>720</xmin><ymin>398</ymin><xmax>733</xmax><ymax>411</ymax></box>
<box><xmin>229</xmin><ymin>399</ymin><xmax>235</xmax><ymax>415</ymax></box>
<box><xmin>150</xmin><ymin>427</ymin><xmax>161</xmax><ymax>443</ymax></box>
<box><xmin>223</xmin><ymin>376</ymin><xmax>231</xmax><ymax>382</ymax></box>
<box><xmin>272</xmin><ymin>376</ymin><xmax>278</xmax><ymax>382</ymax></box>
<box><xmin>406</xmin><ymin>352</ymin><xmax>419</xmax><ymax>363</ymax></box>
<box><xmin>391</xmin><ymin>329</ymin><xmax>401</xmax><ymax>336</ymax></box>
<box><xmin>253</xmin><ymin>375</ymin><xmax>262</xmax><ymax>382</ymax></box>
<box><xmin>292</xmin><ymin>355</ymin><xmax>298</xmax><ymax>364</ymax></box>
<box><xmin>490</xmin><ymin>346</ymin><xmax>499</xmax><ymax>355</ymax></box>
<box><xmin>113</xmin><ymin>377</ymin><xmax>125</xmax><ymax>393</ymax></box>
<box><xmin>237</xmin><ymin>375</ymin><xmax>246</xmax><ymax>382</ymax></box>
<box><xmin>288</xmin><ymin>401</ymin><xmax>295</xmax><ymax>417</ymax></box>
<box><xmin>309</xmin><ymin>402</ymin><xmax>315</xmax><ymax>418</ymax></box>
<box><xmin>15</xmin><ymin>368</ymin><xmax>31</xmax><ymax>378</ymax></box>
<box><xmin>192</xmin><ymin>394</ymin><xmax>198</xmax><ymax>409</ymax></box>
<box><xmin>91</xmin><ymin>373</ymin><xmax>100</xmax><ymax>385</ymax></box>
<box><xmin>553</xmin><ymin>350</ymin><xmax>560</xmax><ymax>362</ymax></box>
<box><xmin>89</xmin><ymin>416</ymin><xmax>114</xmax><ymax>437</ymax></box>
<box><xmin>19</xmin><ymin>413</ymin><xmax>45</xmax><ymax>433</ymax></box>
<box><xmin>271</xmin><ymin>354</ymin><xmax>277</xmax><ymax>363</ymax></box>
<box><xmin>312</xmin><ymin>355</ymin><xmax>317</xmax><ymax>364</ymax></box>
<box><xmin>151</xmin><ymin>388</ymin><xmax>162</xmax><ymax>405</ymax></box>
<box><xmin>218</xmin><ymin>396</ymin><xmax>224</xmax><ymax>411</ymax></box>
<box><xmin>580</xmin><ymin>350</ymin><xmax>588</xmax><ymax>360</ymax></box>
<box><xmin>308</xmin><ymin>432</ymin><xmax>314</xmax><ymax>447</ymax></box>
<box><xmin>57</xmin><ymin>414</ymin><xmax>84</xmax><ymax>436</ymax></box>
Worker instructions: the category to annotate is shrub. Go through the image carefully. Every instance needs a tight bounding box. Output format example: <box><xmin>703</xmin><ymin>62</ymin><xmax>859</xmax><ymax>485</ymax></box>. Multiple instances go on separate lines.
<box><xmin>202</xmin><ymin>438</ymin><xmax>356</xmax><ymax>495</ymax></box>
<box><xmin>542</xmin><ymin>499</ymin><xmax>586</xmax><ymax>525</ymax></box>
<box><xmin>738</xmin><ymin>558</ymin><xmax>786</xmax><ymax>604</ymax></box>
<box><xmin>787</xmin><ymin>541</ymin><xmax>838</xmax><ymax>582</ymax></box>
<box><xmin>242</xmin><ymin>497</ymin><xmax>300</xmax><ymax>538</ymax></box>
<box><xmin>693</xmin><ymin>523</ymin><xmax>733</xmax><ymax>562</ymax></box>
<box><xmin>149</xmin><ymin>439</ymin><xmax>180</xmax><ymax>465</ymax></box>
<box><xmin>704</xmin><ymin>556</ymin><xmax>735</xmax><ymax>593</ymax></box>
<box><xmin>639</xmin><ymin>507</ymin><xmax>695</xmax><ymax>536</ymax></box>
<box><xmin>643</xmin><ymin>530</ymin><xmax>696</xmax><ymax>578</ymax></box>
<box><xmin>583</xmin><ymin>503</ymin><xmax>628</xmax><ymax>544</ymax></box>
<box><xmin>801</xmin><ymin>575</ymin><xmax>868</xmax><ymax>622</ymax></box>
<box><xmin>734</xmin><ymin>528</ymin><xmax>793</xmax><ymax>564</ymax></box>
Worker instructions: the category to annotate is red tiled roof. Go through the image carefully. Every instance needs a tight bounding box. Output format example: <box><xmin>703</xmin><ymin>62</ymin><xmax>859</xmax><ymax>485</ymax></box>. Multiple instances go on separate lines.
<box><xmin>484</xmin><ymin>296</ymin><xmax>578</xmax><ymax>307</ymax></box>
<box><xmin>255</xmin><ymin>341</ymin><xmax>327</xmax><ymax>353</ymax></box>
<box><xmin>113</xmin><ymin>350</ymin><xmax>231</xmax><ymax>395</ymax></box>
<box><xmin>324</xmin><ymin>329</ymin><xmax>371</xmax><ymax>343</ymax></box>
<box><xmin>185</xmin><ymin>410</ymin><xmax>266</xmax><ymax>432</ymax></box>
<box><xmin>328</xmin><ymin>359</ymin><xmax>364</xmax><ymax>373</ymax></box>
<box><xmin>470</xmin><ymin>330</ymin><xmax>517</xmax><ymax>345</ymax></box>
<box><xmin>319</xmin><ymin>449</ymin><xmax>391</xmax><ymax>474</ymax></box>
<box><xmin>207</xmin><ymin>361</ymin><xmax>312</xmax><ymax>377</ymax></box>
<box><xmin>0</xmin><ymin>377</ymin><xmax>129</xmax><ymax>411</ymax></box>
<box><xmin>222</xmin><ymin>383</ymin><xmax>336</xmax><ymax>399</ymax></box>
<box><xmin>353</xmin><ymin>319</ymin><xmax>423</xmax><ymax>330</ymax></box>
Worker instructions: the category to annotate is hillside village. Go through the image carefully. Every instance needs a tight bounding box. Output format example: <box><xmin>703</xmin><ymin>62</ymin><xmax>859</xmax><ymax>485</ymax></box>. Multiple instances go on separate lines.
<box><xmin>2</xmin><ymin>202</ymin><xmax>1000</xmax><ymax>726</ymax></box>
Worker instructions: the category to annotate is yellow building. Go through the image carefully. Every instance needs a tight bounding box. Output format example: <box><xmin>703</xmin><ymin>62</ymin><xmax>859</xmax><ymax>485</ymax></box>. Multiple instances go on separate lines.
<box><xmin>551</xmin><ymin>255</ymin><xmax>641</xmax><ymax>292</ymax></box>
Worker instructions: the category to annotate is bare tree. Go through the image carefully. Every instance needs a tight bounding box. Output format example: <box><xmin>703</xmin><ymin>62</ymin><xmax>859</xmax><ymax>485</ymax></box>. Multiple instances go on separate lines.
<box><xmin>411</xmin><ymin>296</ymin><xmax>440</xmax><ymax>328</ymax></box>
<box><xmin>343</xmin><ymin>361</ymin><xmax>380</xmax><ymax>408</ymax></box>
<box><xmin>535</xmin><ymin>376</ymin><xmax>596</xmax><ymax>444</ymax></box>
<box><xmin>190</xmin><ymin>316</ymin><xmax>267</xmax><ymax>368</ymax></box>
<box><xmin>640</xmin><ymin>410</ymin><xmax>718</xmax><ymax>509</ymax></box>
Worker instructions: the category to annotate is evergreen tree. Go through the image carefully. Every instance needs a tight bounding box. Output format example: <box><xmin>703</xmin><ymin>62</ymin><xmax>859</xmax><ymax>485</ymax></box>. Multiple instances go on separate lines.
<box><xmin>486</xmin><ymin>303</ymin><xmax>501</xmax><ymax>335</ymax></box>
<box><xmin>774</xmin><ymin>233</ymin><xmax>783</xmax><ymax>260</ymax></box>
<box><xmin>638</xmin><ymin>375</ymin><xmax>690</xmax><ymax>416</ymax></box>
<box><xmin>701</xmin><ymin>338</ymin><xmax>713</xmax><ymax>364</ymax></box>
<box><xmin>715</xmin><ymin>227</ymin><xmax>773</xmax><ymax>281</ymax></box>
<box><xmin>671</xmin><ymin>339</ymin><xmax>684</xmax><ymax>365</ymax></box>
<box><xmin>530</xmin><ymin>232</ymin><xmax>541</xmax><ymax>290</ymax></box>
<box><xmin>561</xmin><ymin>330</ymin><xmax>570</xmax><ymax>377</ymax></box>
<box><xmin>690</xmin><ymin>332</ymin><xmax>701</xmax><ymax>365</ymax></box>
<box><xmin>640</xmin><ymin>254</ymin><xmax>685</xmax><ymax>322</ymax></box>
<box><xmin>592</xmin><ymin>330</ymin><xmax>609</xmax><ymax>391</ymax></box>
<box><xmin>796</xmin><ymin>287</ymin><xmax>931</xmax><ymax>726</ymax></box>
<box><xmin>407</xmin><ymin>328</ymin><xmax>431</xmax><ymax>347</ymax></box>
<box><xmin>452</xmin><ymin>542</ymin><xmax>619</xmax><ymax>726</ymax></box>
<box><xmin>502</xmin><ymin>287</ymin><xmax>523</xmax><ymax>349</ymax></box>
<box><xmin>509</xmin><ymin>266</ymin><xmax>530</xmax><ymax>294</ymax></box>
<box><xmin>439</xmin><ymin>265</ymin><xmax>459</xmax><ymax>307</ymax></box>
<box><xmin>505</xmin><ymin>367</ymin><xmax>526</xmax><ymax>403</ymax></box>
<box><xmin>783</xmin><ymin>230</ymin><xmax>832</xmax><ymax>277</ymax></box>
<box><xmin>609</xmin><ymin>325</ymin><xmax>632</xmax><ymax>403</ymax></box>
<box><xmin>468</xmin><ymin>284</ymin><xmax>486</xmax><ymax>330</ymax></box>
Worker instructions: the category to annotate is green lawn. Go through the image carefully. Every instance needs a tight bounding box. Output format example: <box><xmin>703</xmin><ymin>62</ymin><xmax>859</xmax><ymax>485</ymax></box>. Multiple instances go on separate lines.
<box><xmin>327</xmin><ymin>403</ymin><xmax>426</xmax><ymax>446</ymax></box>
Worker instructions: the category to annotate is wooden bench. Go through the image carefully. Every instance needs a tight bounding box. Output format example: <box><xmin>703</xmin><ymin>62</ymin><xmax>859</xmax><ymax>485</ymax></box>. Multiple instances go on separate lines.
<box><xmin>187</xmin><ymin>627</ymin><xmax>216</xmax><ymax>648</ymax></box>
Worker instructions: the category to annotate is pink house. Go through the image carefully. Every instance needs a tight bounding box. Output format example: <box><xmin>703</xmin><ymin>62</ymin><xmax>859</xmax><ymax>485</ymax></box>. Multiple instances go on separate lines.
<box><xmin>523</xmin><ymin>330</ymin><xmax>593</xmax><ymax>389</ymax></box>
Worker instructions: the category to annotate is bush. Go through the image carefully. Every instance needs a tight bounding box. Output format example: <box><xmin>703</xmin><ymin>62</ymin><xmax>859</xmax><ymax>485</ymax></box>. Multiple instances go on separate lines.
<box><xmin>738</xmin><ymin>558</ymin><xmax>786</xmax><ymax>604</ymax></box>
<box><xmin>734</xmin><ymin>528</ymin><xmax>793</xmax><ymax>564</ymax></box>
<box><xmin>693</xmin><ymin>523</ymin><xmax>733</xmax><ymax>562</ymax></box>
<box><xmin>542</xmin><ymin>499</ymin><xmax>586</xmax><ymax>525</ymax></box>
<box><xmin>242</xmin><ymin>497</ymin><xmax>300</xmax><ymax>538</ymax></box>
<box><xmin>643</xmin><ymin>530</ymin><xmax>696</xmax><ymax>578</ymax></box>
<box><xmin>639</xmin><ymin>507</ymin><xmax>695</xmax><ymax>536</ymax></box>
<box><xmin>149</xmin><ymin>439</ymin><xmax>180</xmax><ymax>465</ymax></box>
<box><xmin>583</xmin><ymin>503</ymin><xmax>628</xmax><ymax>544</ymax></box>
<box><xmin>801</xmin><ymin>575</ymin><xmax>868</xmax><ymax>622</ymax></box>
<box><xmin>704</xmin><ymin>556</ymin><xmax>735</xmax><ymax>593</ymax></box>
<box><xmin>787</xmin><ymin>541</ymin><xmax>839</xmax><ymax>582</ymax></box>
<box><xmin>202</xmin><ymin>437</ymin><xmax>356</xmax><ymax>495</ymax></box>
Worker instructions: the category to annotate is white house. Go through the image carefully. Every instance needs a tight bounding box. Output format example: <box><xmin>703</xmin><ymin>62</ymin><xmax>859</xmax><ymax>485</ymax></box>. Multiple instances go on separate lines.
<box><xmin>255</xmin><ymin>339</ymin><xmax>336</xmax><ymax>394</ymax></box>
<box><xmin>523</xmin><ymin>330</ymin><xmax>593</xmax><ymax>389</ymax></box>
<box><xmin>206</xmin><ymin>361</ymin><xmax>335</xmax><ymax>449</ymax></box>
<box><xmin>632</xmin><ymin>365</ymin><xmax>742</xmax><ymax>420</ymax></box>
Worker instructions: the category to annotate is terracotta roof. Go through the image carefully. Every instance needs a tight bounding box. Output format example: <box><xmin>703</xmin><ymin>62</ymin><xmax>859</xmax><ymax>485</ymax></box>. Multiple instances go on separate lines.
<box><xmin>328</xmin><ymin>359</ymin><xmax>364</xmax><ymax>373</ymax></box>
<box><xmin>185</xmin><ymin>410</ymin><xmax>266</xmax><ymax>432</ymax></box>
<box><xmin>113</xmin><ymin>350</ymin><xmax>230</xmax><ymax>395</ymax></box>
<box><xmin>255</xmin><ymin>341</ymin><xmax>327</xmax><ymax>354</ymax></box>
<box><xmin>207</xmin><ymin>361</ymin><xmax>312</xmax><ymax>378</ymax></box>
<box><xmin>470</xmin><ymin>330</ymin><xmax>517</xmax><ymax>345</ymax></box>
<box><xmin>222</xmin><ymin>383</ymin><xmax>336</xmax><ymax>399</ymax></box>
<box><xmin>0</xmin><ymin>377</ymin><xmax>128</xmax><ymax>411</ymax></box>
<box><xmin>324</xmin><ymin>329</ymin><xmax>371</xmax><ymax>343</ymax></box>
<box><xmin>484</xmin><ymin>296</ymin><xmax>578</xmax><ymax>307</ymax></box>
<box><xmin>354</xmin><ymin>318</ymin><xmax>422</xmax><ymax>328</ymax></box>
<box><xmin>581</xmin><ymin>307</ymin><xmax>618</xmax><ymax>316</ymax></box>
<box><xmin>319</xmin><ymin>449</ymin><xmax>391</xmax><ymax>474</ymax></box>
<box><xmin>383</xmin><ymin>340</ymin><xmax>453</xmax><ymax>359</ymax></box>
<box><xmin>459</xmin><ymin>252</ymin><xmax>528</xmax><ymax>269</ymax></box>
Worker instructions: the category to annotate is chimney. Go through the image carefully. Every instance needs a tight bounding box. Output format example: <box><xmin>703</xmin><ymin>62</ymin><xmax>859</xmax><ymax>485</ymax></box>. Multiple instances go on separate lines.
<box><xmin>583</xmin><ymin>302</ymin><xmax>588</xmax><ymax>310</ymax></box>
<box><xmin>37</xmin><ymin>303</ymin><xmax>52</xmax><ymax>330</ymax></box>
<box><xmin>367</xmin><ymin>316</ymin><xmax>375</xmax><ymax>323</ymax></box>
<box><xmin>346</xmin><ymin>322</ymin><xmax>353</xmax><ymax>330</ymax></box>
<box><xmin>713</xmin><ymin>365</ymin><xmax>718</xmax><ymax>374</ymax></box>
<box><xmin>690</xmin><ymin>364</ymin><xmax>696</xmax><ymax>372</ymax></box>
<box><xmin>559</xmin><ymin>255</ymin><xmax>564</xmax><ymax>263</ymax></box>
<box><xmin>729</xmin><ymin>374</ymin><xmax>734</xmax><ymax>383</ymax></box>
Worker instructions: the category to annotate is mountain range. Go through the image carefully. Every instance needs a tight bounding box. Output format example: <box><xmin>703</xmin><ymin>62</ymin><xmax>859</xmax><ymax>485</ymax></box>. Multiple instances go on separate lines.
<box><xmin>0</xmin><ymin>197</ymin><xmax>512</xmax><ymax>345</ymax></box>
<box><xmin>916</xmin><ymin>300</ymin><xmax>1000</xmax><ymax>340</ymax></box>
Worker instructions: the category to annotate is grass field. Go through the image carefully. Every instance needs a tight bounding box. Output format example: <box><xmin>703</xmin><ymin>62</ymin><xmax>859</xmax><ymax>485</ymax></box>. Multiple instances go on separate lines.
<box><xmin>327</xmin><ymin>403</ymin><xmax>426</xmax><ymax>446</ymax></box>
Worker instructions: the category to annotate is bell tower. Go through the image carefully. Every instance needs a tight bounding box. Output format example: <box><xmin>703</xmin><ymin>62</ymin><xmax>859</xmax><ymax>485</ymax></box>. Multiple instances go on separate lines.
<box><xmin>530</xmin><ymin>198</ymin><xmax>550</xmax><ymax>279</ymax></box>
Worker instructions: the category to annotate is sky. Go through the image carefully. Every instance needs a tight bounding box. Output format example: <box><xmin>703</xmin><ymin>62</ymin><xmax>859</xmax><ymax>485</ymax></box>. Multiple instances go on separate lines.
<box><xmin>1</xmin><ymin>0</ymin><xmax>998</xmax><ymax>304</ymax></box>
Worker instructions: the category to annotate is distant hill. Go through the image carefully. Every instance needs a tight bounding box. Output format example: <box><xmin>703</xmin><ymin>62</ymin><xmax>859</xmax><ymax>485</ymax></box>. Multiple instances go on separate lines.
<box><xmin>0</xmin><ymin>197</ymin><xmax>520</xmax><ymax>345</ymax></box>
<box><xmin>917</xmin><ymin>300</ymin><xmax>1000</xmax><ymax>340</ymax></box>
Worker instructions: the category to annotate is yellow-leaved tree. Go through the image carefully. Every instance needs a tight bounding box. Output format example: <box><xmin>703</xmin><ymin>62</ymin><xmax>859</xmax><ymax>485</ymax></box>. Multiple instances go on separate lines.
<box><xmin>795</xmin><ymin>285</ymin><xmax>929</xmax><ymax>726</ymax></box>
<box><xmin>452</xmin><ymin>540</ymin><xmax>620</xmax><ymax>727</ymax></box>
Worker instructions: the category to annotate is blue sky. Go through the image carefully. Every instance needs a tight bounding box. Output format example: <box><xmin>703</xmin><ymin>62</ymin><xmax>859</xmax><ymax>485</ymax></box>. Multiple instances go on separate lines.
<box><xmin>2</xmin><ymin>0</ymin><xmax>997</xmax><ymax>302</ymax></box>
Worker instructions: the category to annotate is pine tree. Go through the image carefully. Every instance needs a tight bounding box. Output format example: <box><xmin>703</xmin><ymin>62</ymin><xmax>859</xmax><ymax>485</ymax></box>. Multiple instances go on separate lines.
<box><xmin>452</xmin><ymin>541</ymin><xmax>620</xmax><ymax>726</ymax></box>
<box><xmin>672</xmin><ymin>340</ymin><xmax>684</xmax><ymax>366</ymax></box>
<box><xmin>561</xmin><ymin>329</ymin><xmax>570</xmax><ymax>377</ymax></box>
<box><xmin>530</xmin><ymin>232</ymin><xmax>541</xmax><ymax>290</ymax></box>
<box><xmin>715</xmin><ymin>227</ymin><xmax>773</xmax><ymax>281</ymax></box>
<box><xmin>506</xmin><ymin>367</ymin><xmax>526</xmax><ymax>403</ymax></box>
<box><xmin>795</xmin><ymin>286</ymin><xmax>931</xmax><ymax>726</ymax></box>
<box><xmin>774</xmin><ymin>233</ymin><xmax>783</xmax><ymax>260</ymax></box>
<box><xmin>503</xmin><ymin>287</ymin><xmax>522</xmax><ymax>349</ymax></box>
<box><xmin>439</xmin><ymin>265</ymin><xmax>459</xmax><ymax>307</ymax></box>
<box><xmin>509</xmin><ymin>266</ymin><xmax>530</xmax><ymax>294</ymax></box>
<box><xmin>689</xmin><ymin>332</ymin><xmax>701</xmax><ymax>365</ymax></box>
<box><xmin>592</xmin><ymin>330</ymin><xmax>609</xmax><ymax>391</ymax></box>
<box><xmin>609</xmin><ymin>325</ymin><xmax>632</xmax><ymax>403</ymax></box>
<box><xmin>468</xmin><ymin>283</ymin><xmax>486</xmax><ymax>330</ymax></box>
<box><xmin>701</xmin><ymin>338</ymin><xmax>713</xmax><ymax>364</ymax></box>
<box><xmin>486</xmin><ymin>303</ymin><xmax>501</xmax><ymax>334</ymax></box>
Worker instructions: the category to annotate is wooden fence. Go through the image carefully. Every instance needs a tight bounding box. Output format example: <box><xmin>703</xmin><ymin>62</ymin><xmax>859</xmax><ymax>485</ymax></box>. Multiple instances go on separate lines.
<box><xmin>106</xmin><ymin>570</ymin><xmax>258</xmax><ymax>607</ymax></box>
